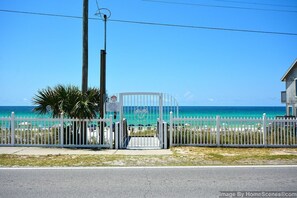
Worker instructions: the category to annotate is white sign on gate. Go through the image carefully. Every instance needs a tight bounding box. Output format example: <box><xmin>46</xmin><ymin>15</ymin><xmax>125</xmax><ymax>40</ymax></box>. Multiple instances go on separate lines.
<box><xmin>106</xmin><ymin>95</ymin><xmax>120</xmax><ymax>112</ymax></box>
<box><xmin>106</xmin><ymin>102</ymin><xmax>120</xmax><ymax>112</ymax></box>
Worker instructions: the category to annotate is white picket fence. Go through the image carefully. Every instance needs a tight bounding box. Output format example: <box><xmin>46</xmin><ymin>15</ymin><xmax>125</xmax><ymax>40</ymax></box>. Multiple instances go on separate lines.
<box><xmin>169</xmin><ymin>113</ymin><xmax>297</xmax><ymax>147</ymax></box>
<box><xmin>1</xmin><ymin>112</ymin><xmax>297</xmax><ymax>148</ymax></box>
<box><xmin>0</xmin><ymin>112</ymin><xmax>113</xmax><ymax>148</ymax></box>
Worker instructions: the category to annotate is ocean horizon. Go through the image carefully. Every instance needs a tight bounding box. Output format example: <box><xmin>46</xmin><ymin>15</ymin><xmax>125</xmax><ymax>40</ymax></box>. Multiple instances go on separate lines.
<box><xmin>0</xmin><ymin>106</ymin><xmax>286</xmax><ymax>118</ymax></box>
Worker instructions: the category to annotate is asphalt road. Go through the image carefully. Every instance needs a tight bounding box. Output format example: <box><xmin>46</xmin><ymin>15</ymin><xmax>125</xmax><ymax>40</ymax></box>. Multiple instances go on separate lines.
<box><xmin>0</xmin><ymin>166</ymin><xmax>296</xmax><ymax>198</ymax></box>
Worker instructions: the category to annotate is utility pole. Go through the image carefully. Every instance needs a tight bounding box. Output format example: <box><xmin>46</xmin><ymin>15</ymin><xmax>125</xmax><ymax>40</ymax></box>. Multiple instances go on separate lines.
<box><xmin>82</xmin><ymin>0</ymin><xmax>89</xmax><ymax>94</ymax></box>
<box><xmin>99</xmin><ymin>15</ymin><xmax>107</xmax><ymax>144</ymax></box>
<box><xmin>81</xmin><ymin>0</ymin><xmax>89</xmax><ymax>146</ymax></box>
<box><xmin>99</xmin><ymin>49</ymin><xmax>106</xmax><ymax>120</ymax></box>
<box><xmin>99</xmin><ymin>14</ymin><xmax>107</xmax><ymax>119</ymax></box>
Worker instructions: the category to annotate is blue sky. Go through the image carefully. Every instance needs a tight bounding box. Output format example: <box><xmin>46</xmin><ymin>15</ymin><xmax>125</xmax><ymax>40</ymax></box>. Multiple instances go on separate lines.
<box><xmin>0</xmin><ymin>0</ymin><xmax>296</xmax><ymax>106</ymax></box>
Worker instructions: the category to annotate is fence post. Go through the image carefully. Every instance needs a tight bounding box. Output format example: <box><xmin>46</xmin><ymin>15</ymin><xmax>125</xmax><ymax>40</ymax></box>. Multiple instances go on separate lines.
<box><xmin>169</xmin><ymin>111</ymin><xmax>173</xmax><ymax>148</ymax></box>
<box><xmin>263</xmin><ymin>113</ymin><xmax>267</xmax><ymax>147</ymax></box>
<box><xmin>11</xmin><ymin>112</ymin><xmax>15</xmax><ymax>146</ymax></box>
<box><xmin>216</xmin><ymin>116</ymin><xmax>220</xmax><ymax>146</ymax></box>
<box><xmin>115</xmin><ymin>122</ymin><xmax>119</xmax><ymax>149</ymax></box>
<box><xmin>60</xmin><ymin>113</ymin><xmax>64</xmax><ymax>147</ymax></box>
<box><xmin>109</xmin><ymin>115</ymin><xmax>113</xmax><ymax>149</ymax></box>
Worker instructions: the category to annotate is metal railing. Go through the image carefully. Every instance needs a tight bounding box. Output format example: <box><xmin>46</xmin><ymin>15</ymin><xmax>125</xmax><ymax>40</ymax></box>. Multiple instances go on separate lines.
<box><xmin>0</xmin><ymin>112</ymin><xmax>113</xmax><ymax>148</ymax></box>
<box><xmin>170</xmin><ymin>112</ymin><xmax>297</xmax><ymax>148</ymax></box>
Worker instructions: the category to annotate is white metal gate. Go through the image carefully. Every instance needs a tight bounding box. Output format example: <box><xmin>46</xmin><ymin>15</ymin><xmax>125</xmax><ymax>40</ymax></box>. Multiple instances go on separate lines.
<box><xmin>116</xmin><ymin>92</ymin><xmax>178</xmax><ymax>149</ymax></box>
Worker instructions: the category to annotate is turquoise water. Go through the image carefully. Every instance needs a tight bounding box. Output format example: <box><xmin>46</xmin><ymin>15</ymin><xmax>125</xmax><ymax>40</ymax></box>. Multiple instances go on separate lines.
<box><xmin>0</xmin><ymin>106</ymin><xmax>51</xmax><ymax>118</ymax></box>
<box><xmin>0</xmin><ymin>106</ymin><xmax>286</xmax><ymax>118</ymax></box>
<box><xmin>178</xmin><ymin>106</ymin><xmax>285</xmax><ymax>118</ymax></box>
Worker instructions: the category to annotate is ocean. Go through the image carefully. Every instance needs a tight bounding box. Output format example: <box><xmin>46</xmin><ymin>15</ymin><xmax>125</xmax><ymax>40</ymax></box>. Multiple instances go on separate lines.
<box><xmin>0</xmin><ymin>106</ymin><xmax>286</xmax><ymax>119</ymax></box>
<box><xmin>178</xmin><ymin>106</ymin><xmax>285</xmax><ymax>118</ymax></box>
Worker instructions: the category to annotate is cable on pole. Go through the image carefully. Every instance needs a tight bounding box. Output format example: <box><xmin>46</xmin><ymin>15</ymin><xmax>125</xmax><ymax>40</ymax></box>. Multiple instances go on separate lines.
<box><xmin>1</xmin><ymin>9</ymin><xmax>297</xmax><ymax>36</ymax></box>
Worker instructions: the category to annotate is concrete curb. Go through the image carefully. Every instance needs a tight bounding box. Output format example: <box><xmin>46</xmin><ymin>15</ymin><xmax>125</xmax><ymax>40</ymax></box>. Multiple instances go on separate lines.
<box><xmin>0</xmin><ymin>147</ymin><xmax>173</xmax><ymax>156</ymax></box>
<box><xmin>1</xmin><ymin>165</ymin><xmax>297</xmax><ymax>170</ymax></box>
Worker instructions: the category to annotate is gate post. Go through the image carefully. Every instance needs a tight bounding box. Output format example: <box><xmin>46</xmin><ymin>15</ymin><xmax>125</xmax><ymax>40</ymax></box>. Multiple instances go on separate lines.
<box><xmin>119</xmin><ymin>93</ymin><xmax>123</xmax><ymax>149</ymax></box>
<box><xmin>164</xmin><ymin>122</ymin><xmax>168</xmax><ymax>149</ymax></box>
<box><xmin>159</xmin><ymin>93</ymin><xmax>163</xmax><ymax>148</ymax></box>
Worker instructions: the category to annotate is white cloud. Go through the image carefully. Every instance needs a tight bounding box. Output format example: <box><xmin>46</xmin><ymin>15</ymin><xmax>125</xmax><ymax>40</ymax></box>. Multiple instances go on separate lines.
<box><xmin>184</xmin><ymin>91</ymin><xmax>195</xmax><ymax>100</ymax></box>
<box><xmin>23</xmin><ymin>98</ymin><xmax>31</xmax><ymax>105</ymax></box>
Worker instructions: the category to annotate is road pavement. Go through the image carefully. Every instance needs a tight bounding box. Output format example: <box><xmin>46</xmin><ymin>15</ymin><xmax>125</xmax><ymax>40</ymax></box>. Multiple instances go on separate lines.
<box><xmin>1</xmin><ymin>166</ymin><xmax>296</xmax><ymax>198</ymax></box>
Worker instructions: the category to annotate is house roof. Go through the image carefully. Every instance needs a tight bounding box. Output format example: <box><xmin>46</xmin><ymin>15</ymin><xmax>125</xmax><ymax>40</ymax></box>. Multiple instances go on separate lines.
<box><xmin>281</xmin><ymin>59</ymin><xmax>297</xmax><ymax>82</ymax></box>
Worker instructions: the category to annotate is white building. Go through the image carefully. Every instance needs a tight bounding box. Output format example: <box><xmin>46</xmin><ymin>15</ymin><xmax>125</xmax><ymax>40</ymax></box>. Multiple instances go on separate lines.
<box><xmin>281</xmin><ymin>59</ymin><xmax>297</xmax><ymax>116</ymax></box>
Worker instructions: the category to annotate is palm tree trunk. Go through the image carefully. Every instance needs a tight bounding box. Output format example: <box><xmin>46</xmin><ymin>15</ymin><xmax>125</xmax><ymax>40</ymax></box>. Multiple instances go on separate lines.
<box><xmin>82</xmin><ymin>0</ymin><xmax>89</xmax><ymax>94</ymax></box>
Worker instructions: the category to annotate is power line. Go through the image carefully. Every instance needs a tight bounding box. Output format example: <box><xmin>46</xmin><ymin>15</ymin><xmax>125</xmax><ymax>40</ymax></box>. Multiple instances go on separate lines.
<box><xmin>0</xmin><ymin>9</ymin><xmax>83</xmax><ymax>20</ymax></box>
<box><xmin>1</xmin><ymin>9</ymin><xmax>297</xmax><ymax>36</ymax></box>
<box><xmin>109</xmin><ymin>18</ymin><xmax>297</xmax><ymax>36</ymax></box>
<box><xmin>215</xmin><ymin>0</ymin><xmax>297</xmax><ymax>9</ymax></box>
<box><xmin>142</xmin><ymin>0</ymin><xmax>297</xmax><ymax>13</ymax></box>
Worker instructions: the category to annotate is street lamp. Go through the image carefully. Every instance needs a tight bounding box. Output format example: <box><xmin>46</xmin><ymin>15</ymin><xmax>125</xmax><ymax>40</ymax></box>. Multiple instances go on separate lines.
<box><xmin>95</xmin><ymin>8</ymin><xmax>111</xmax><ymax>143</ymax></box>
<box><xmin>95</xmin><ymin>9</ymin><xmax>111</xmax><ymax>119</ymax></box>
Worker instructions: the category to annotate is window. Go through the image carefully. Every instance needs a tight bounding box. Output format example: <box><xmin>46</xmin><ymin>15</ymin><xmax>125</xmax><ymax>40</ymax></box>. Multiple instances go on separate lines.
<box><xmin>281</xmin><ymin>91</ymin><xmax>286</xmax><ymax>103</ymax></box>
<box><xmin>289</xmin><ymin>106</ymin><xmax>293</xmax><ymax>116</ymax></box>
<box><xmin>295</xmin><ymin>79</ymin><xmax>297</xmax><ymax>96</ymax></box>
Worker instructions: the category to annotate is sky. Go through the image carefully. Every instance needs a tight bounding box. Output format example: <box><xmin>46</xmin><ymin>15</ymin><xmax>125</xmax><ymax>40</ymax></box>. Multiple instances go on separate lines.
<box><xmin>0</xmin><ymin>0</ymin><xmax>297</xmax><ymax>106</ymax></box>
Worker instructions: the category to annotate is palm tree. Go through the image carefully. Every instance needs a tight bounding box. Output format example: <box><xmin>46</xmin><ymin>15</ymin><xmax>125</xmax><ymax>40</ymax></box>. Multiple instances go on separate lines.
<box><xmin>72</xmin><ymin>88</ymin><xmax>100</xmax><ymax>118</ymax></box>
<box><xmin>33</xmin><ymin>85</ymin><xmax>99</xmax><ymax>119</ymax></box>
<box><xmin>32</xmin><ymin>86</ymin><xmax>61</xmax><ymax>117</ymax></box>
<box><xmin>33</xmin><ymin>85</ymin><xmax>100</xmax><ymax>145</ymax></box>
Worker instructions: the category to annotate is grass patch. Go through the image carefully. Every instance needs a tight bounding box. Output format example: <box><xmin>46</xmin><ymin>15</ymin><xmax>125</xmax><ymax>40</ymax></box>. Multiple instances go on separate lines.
<box><xmin>1</xmin><ymin>147</ymin><xmax>297</xmax><ymax>167</ymax></box>
<box><xmin>208</xmin><ymin>153</ymin><xmax>224</xmax><ymax>159</ymax></box>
